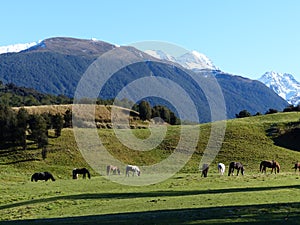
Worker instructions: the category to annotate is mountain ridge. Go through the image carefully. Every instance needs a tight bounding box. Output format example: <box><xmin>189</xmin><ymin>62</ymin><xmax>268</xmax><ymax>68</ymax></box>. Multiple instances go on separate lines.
<box><xmin>0</xmin><ymin>37</ymin><xmax>288</xmax><ymax>122</ymax></box>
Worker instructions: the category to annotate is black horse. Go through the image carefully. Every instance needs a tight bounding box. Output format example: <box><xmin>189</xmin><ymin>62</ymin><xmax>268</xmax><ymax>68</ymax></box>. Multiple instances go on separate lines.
<box><xmin>31</xmin><ymin>172</ymin><xmax>55</xmax><ymax>182</ymax></box>
<box><xmin>228</xmin><ymin>162</ymin><xmax>245</xmax><ymax>176</ymax></box>
<box><xmin>73</xmin><ymin>168</ymin><xmax>91</xmax><ymax>179</ymax></box>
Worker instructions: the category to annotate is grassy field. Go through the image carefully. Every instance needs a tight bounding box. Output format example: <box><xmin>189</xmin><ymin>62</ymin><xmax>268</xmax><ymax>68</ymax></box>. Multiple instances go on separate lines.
<box><xmin>1</xmin><ymin>112</ymin><xmax>300</xmax><ymax>224</ymax></box>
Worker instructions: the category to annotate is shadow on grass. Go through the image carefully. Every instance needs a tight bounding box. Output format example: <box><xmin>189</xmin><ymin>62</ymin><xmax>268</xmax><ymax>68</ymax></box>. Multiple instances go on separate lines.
<box><xmin>1</xmin><ymin>184</ymin><xmax>300</xmax><ymax>211</ymax></box>
<box><xmin>1</xmin><ymin>202</ymin><xmax>300</xmax><ymax>225</ymax></box>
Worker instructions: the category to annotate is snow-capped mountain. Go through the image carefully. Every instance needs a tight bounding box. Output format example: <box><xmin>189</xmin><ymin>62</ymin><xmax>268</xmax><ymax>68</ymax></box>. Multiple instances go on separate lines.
<box><xmin>144</xmin><ymin>49</ymin><xmax>217</xmax><ymax>71</ymax></box>
<box><xmin>0</xmin><ymin>41</ymin><xmax>41</xmax><ymax>54</ymax></box>
<box><xmin>258</xmin><ymin>71</ymin><xmax>300</xmax><ymax>105</ymax></box>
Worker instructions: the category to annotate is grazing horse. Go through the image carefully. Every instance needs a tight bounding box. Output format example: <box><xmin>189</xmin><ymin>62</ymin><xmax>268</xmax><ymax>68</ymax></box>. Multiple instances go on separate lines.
<box><xmin>72</xmin><ymin>168</ymin><xmax>91</xmax><ymax>179</ymax></box>
<box><xmin>31</xmin><ymin>172</ymin><xmax>55</xmax><ymax>182</ymax></box>
<box><xmin>228</xmin><ymin>162</ymin><xmax>244</xmax><ymax>176</ymax></box>
<box><xmin>201</xmin><ymin>164</ymin><xmax>209</xmax><ymax>177</ymax></box>
<box><xmin>106</xmin><ymin>165</ymin><xmax>121</xmax><ymax>175</ymax></box>
<box><xmin>293</xmin><ymin>162</ymin><xmax>300</xmax><ymax>172</ymax></box>
<box><xmin>218</xmin><ymin>163</ymin><xmax>225</xmax><ymax>175</ymax></box>
<box><xmin>260</xmin><ymin>160</ymin><xmax>280</xmax><ymax>174</ymax></box>
<box><xmin>125</xmin><ymin>165</ymin><xmax>140</xmax><ymax>177</ymax></box>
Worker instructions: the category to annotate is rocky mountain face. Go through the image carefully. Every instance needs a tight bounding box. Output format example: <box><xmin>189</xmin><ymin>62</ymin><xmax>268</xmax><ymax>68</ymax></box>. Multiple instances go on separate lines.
<box><xmin>258</xmin><ymin>71</ymin><xmax>300</xmax><ymax>105</ymax></box>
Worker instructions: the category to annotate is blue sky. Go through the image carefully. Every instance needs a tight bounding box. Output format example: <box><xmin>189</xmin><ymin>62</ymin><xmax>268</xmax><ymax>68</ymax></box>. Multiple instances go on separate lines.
<box><xmin>1</xmin><ymin>0</ymin><xmax>300</xmax><ymax>80</ymax></box>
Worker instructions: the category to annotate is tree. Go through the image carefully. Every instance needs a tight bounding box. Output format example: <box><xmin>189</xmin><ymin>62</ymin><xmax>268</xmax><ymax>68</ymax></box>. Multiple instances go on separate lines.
<box><xmin>235</xmin><ymin>110</ymin><xmax>251</xmax><ymax>118</ymax></box>
<box><xmin>0</xmin><ymin>105</ymin><xmax>17</xmax><ymax>144</ymax></box>
<box><xmin>52</xmin><ymin>114</ymin><xmax>64</xmax><ymax>137</ymax></box>
<box><xmin>64</xmin><ymin>109</ymin><xmax>72</xmax><ymax>128</ymax></box>
<box><xmin>138</xmin><ymin>101</ymin><xmax>152</xmax><ymax>121</ymax></box>
<box><xmin>170</xmin><ymin>111</ymin><xmax>180</xmax><ymax>125</ymax></box>
<box><xmin>15</xmin><ymin>108</ymin><xmax>29</xmax><ymax>149</ymax></box>
<box><xmin>28</xmin><ymin>114</ymin><xmax>48</xmax><ymax>148</ymax></box>
<box><xmin>265</xmin><ymin>108</ymin><xmax>278</xmax><ymax>115</ymax></box>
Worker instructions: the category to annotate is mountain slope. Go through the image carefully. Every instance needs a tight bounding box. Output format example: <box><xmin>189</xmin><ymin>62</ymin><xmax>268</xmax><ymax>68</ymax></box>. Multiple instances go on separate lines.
<box><xmin>0</xmin><ymin>37</ymin><xmax>288</xmax><ymax>121</ymax></box>
<box><xmin>258</xmin><ymin>71</ymin><xmax>300</xmax><ymax>105</ymax></box>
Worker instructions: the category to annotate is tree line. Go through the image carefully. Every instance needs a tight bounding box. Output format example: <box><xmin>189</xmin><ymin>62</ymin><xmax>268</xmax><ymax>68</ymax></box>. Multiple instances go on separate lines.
<box><xmin>0</xmin><ymin>105</ymin><xmax>72</xmax><ymax>150</ymax></box>
<box><xmin>236</xmin><ymin>104</ymin><xmax>300</xmax><ymax>118</ymax></box>
<box><xmin>0</xmin><ymin>99</ymin><xmax>180</xmax><ymax>151</ymax></box>
<box><xmin>135</xmin><ymin>100</ymin><xmax>180</xmax><ymax>125</ymax></box>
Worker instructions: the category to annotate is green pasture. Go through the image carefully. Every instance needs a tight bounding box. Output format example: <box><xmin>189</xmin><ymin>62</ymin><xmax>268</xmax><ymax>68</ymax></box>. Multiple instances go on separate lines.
<box><xmin>1</xmin><ymin>112</ymin><xmax>300</xmax><ymax>224</ymax></box>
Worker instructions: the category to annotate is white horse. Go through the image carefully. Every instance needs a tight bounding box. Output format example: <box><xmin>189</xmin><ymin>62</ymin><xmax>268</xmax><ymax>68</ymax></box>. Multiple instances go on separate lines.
<box><xmin>218</xmin><ymin>163</ymin><xmax>225</xmax><ymax>175</ymax></box>
<box><xmin>125</xmin><ymin>165</ymin><xmax>141</xmax><ymax>177</ymax></box>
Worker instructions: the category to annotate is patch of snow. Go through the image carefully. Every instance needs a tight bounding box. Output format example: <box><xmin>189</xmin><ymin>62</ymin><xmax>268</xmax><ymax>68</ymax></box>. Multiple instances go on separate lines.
<box><xmin>0</xmin><ymin>41</ymin><xmax>42</xmax><ymax>54</ymax></box>
<box><xmin>144</xmin><ymin>49</ymin><xmax>217</xmax><ymax>71</ymax></box>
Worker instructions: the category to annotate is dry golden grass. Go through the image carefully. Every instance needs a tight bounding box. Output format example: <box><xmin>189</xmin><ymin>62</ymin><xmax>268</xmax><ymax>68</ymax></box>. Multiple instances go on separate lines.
<box><xmin>12</xmin><ymin>104</ymin><xmax>139</xmax><ymax>124</ymax></box>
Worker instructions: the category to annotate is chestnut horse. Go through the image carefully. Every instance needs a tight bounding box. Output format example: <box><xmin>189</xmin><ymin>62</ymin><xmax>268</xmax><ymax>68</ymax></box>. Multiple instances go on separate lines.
<box><xmin>293</xmin><ymin>162</ymin><xmax>300</xmax><ymax>172</ymax></box>
<box><xmin>260</xmin><ymin>160</ymin><xmax>280</xmax><ymax>174</ymax></box>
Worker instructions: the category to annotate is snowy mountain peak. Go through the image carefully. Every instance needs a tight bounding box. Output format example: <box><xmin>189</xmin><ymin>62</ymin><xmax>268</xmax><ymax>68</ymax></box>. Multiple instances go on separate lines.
<box><xmin>144</xmin><ymin>49</ymin><xmax>176</xmax><ymax>62</ymax></box>
<box><xmin>258</xmin><ymin>71</ymin><xmax>300</xmax><ymax>105</ymax></box>
<box><xmin>144</xmin><ymin>49</ymin><xmax>217</xmax><ymax>71</ymax></box>
<box><xmin>0</xmin><ymin>41</ymin><xmax>42</xmax><ymax>54</ymax></box>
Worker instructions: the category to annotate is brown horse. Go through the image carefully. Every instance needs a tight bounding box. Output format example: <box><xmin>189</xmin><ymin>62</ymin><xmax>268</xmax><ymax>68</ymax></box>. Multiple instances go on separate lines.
<box><xmin>228</xmin><ymin>162</ymin><xmax>244</xmax><ymax>176</ymax></box>
<box><xmin>260</xmin><ymin>160</ymin><xmax>280</xmax><ymax>174</ymax></box>
<box><xmin>106</xmin><ymin>165</ymin><xmax>121</xmax><ymax>175</ymax></box>
<box><xmin>293</xmin><ymin>162</ymin><xmax>300</xmax><ymax>172</ymax></box>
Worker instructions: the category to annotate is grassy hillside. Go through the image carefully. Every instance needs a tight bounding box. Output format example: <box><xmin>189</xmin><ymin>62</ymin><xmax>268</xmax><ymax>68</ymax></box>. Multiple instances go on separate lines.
<box><xmin>1</xmin><ymin>112</ymin><xmax>300</xmax><ymax>179</ymax></box>
<box><xmin>1</xmin><ymin>112</ymin><xmax>300</xmax><ymax>223</ymax></box>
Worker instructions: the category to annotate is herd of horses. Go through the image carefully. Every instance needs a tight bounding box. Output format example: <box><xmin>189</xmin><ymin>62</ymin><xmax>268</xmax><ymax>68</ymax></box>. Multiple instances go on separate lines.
<box><xmin>31</xmin><ymin>161</ymin><xmax>300</xmax><ymax>182</ymax></box>
<box><xmin>30</xmin><ymin>164</ymin><xmax>141</xmax><ymax>182</ymax></box>
<box><xmin>201</xmin><ymin>160</ymin><xmax>300</xmax><ymax>177</ymax></box>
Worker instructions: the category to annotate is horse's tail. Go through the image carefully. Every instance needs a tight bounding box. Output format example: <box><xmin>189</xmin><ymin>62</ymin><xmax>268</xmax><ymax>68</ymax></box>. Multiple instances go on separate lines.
<box><xmin>86</xmin><ymin>169</ymin><xmax>91</xmax><ymax>179</ymax></box>
<box><xmin>259</xmin><ymin>162</ymin><xmax>263</xmax><ymax>172</ymax></box>
<box><xmin>106</xmin><ymin>165</ymin><xmax>110</xmax><ymax>175</ymax></box>
<box><xmin>50</xmin><ymin>174</ymin><xmax>55</xmax><ymax>181</ymax></box>
<box><xmin>228</xmin><ymin>164</ymin><xmax>232</xmax><ymax>176</ymax></box>
<box><xmin>276</xmin><ymin>163</ymin><xmax>280</xmax><ymax>173</ymax></box>
<box><xmin>31</xmin><ymin>174</ymin><xmax>35</xmax><ymax>182</ymax></box>
<box><xmin>72</xmin><ymin>168</ymin><xmax>77</xmax><ymax>179</ymax></box>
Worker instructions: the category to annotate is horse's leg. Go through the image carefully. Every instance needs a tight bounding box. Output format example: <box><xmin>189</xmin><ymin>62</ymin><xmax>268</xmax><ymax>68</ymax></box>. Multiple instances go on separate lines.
<box><xmin>107</xmin><ymin>166</ymin><xmax>110</xmax><ymax>176</ymax></box>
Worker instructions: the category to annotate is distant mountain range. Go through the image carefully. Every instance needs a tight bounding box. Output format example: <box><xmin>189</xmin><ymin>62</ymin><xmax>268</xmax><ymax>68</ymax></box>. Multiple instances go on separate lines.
<box><xmin>258</xmin><ymin>71</ymin><xmax>300</xmax><ymax>105</ymax></box>
<box><xmin>0</xmin><ymin>37</ymin><xmax>288</xmax><ymax>122</ymax></box>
